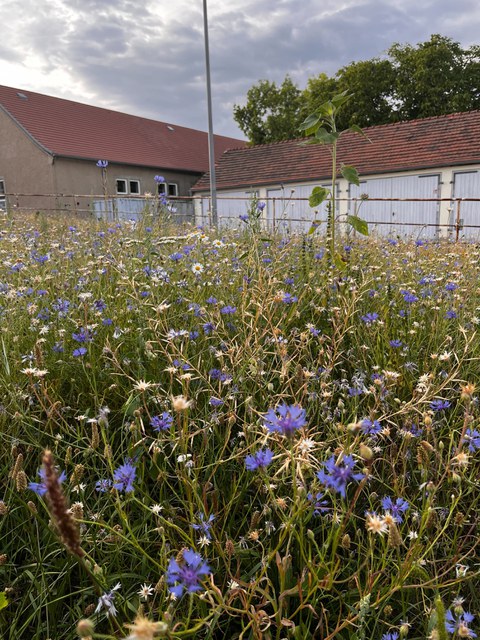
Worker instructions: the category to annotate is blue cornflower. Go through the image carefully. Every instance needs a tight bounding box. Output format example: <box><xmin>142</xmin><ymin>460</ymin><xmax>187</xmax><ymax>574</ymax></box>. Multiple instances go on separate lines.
<box><xmin>389</xmin><ymin>339</ymin><xmax>403</xmax><ymax>348</ymax></box>
<box><xmin>245</xmin><ymin>448</ymin><xmax>274</xmax><ymax>471</ymax></box>
<box><xmin>381</xmin><ymin>633</ymin><xmax>399</xmax><ymax>640</ymax></box>
<box><xmin>166</xmin><ymin>549</ymin><xmax>210</xmax><ymax>598</ymax></box>
<box><xmin>72</xmin><ymin>347</ymin><xmax>87</xmax><ymax>357</ymax></box>
<box><xmin>96</xmin><ymin>160</ymin><xmax>108</xmax><ymax>168</ymax></box>
<box><xmin>360</xmin><ymin>418</ymin><xmax>382</xmax><ymax>436</ymax></box>
<box><xmin>400</xmin><ymin>290</ymin><xmax>418</xmax><ymax>304</ymax></box>
<box><xmin>445</xmin><ymin>282</ymin><xmax>457</xmax><ymax>291</ymax></box>
<box><xmin>445</xmin><ymin>309</ymin><xmax>457</xmax><ymax>319</ymax></box>
<box><xmin>239</xmin><ymin>213</ymin><xmax>249</xmax><ymax>222</ymax></box>
<box><xmin>430</xmin><ymin>399</ymin><xmax>451</xmax><ymax>412</ymax></box>
<box><xmin>209</xmin><ymin>397</ymin><xmax>224</xmax><ymax>407</ymax></box>
<box><xmin>96</xmin><ymin>478</ymin><xmax>113</xmax><ymax>492</ymax></box>
<box><xmin>381</xmin><ymin>496</ymin><xmax>409</xmax><ymax>523</ymax></box>
<box><xmin>206</xmin><ymin>296</ymin><xmax>218</xmax><ymax>304</ymax></box>
<box><xmin>169</xmin><ymin>252</ymin><xmax>183</xmax><ymax>261</ymax></box>
<box><xmin>220</xmin><ymin>305</ymin><xmax>237</xmax><ymax>315</ymax></box>
<box><xmin>52</xmin><ymin>298</ymin><xmax>71</xmax><ymax>317</ymax></box>
<box><xmin>264</xmin><ymin>403</ymin><xmax>307</xmax><ymax>437</ymax></box>
<box><xmin>282</xmin><ymin>293</ymin><xmax>298</xmax><ymax>304</ymax></box>
<box><xmin>464</xmin><ymin>428</ymin><xmax>480</xmax><ymax>452</ymax></box>
<box><xmin>361</xmin><ymin>312</ymin><xmax>379</xmax><ymax>324</ymax></box>
<box><xmin>150</xmin><ymin>412</ymin><xmax>174</xmax><ymax>432</ymax></box>
<box><xmin>113</xmin><ymin>460</ymin><xmax>136</xmax><ymax>493</ymax></box>
<box><xmin>317</xmin><ymin>455</ymin><xmax>365</xmax><ymax>498</ymax></box>
<box><xmin>154</xmin><ymin>175</ymin><xmax>165</xmax><ymax>183</ymax></box>
<box><xmin>95</xmin><ymin>582</ymin><xmax>121</xmax><ymax>617</ymax></box>
<box><xmin>72</xmin><ymin>327</ymin><xmax>94</xmax><ymax>343</ymax></box>
<box><xmin>348</xmin><ymin>386</ymin><xmax>364</xmax><ymax>397</ymax></box>
<box><xmin>191</xmin><ymin>513</ymin><xmax>215</xmax><ymax>540</ymax></box>
<box><xmin>445</xmin><ymin>609</ymin><xmax>476</xmax><ymax>637</ymax></box>
<box><xmin>307</xmin><ymin>491</ymin><xmax>330</xmax><ymax>516</ymax></box>
<box><xmin>29</xmin><ymin>468</ymin><xmax>67</xmax><ymax>496</ymax></box>
<box><xmin>257</xmin><ymin>201</ymin><xmax>266</xmax><ymax>211</ymax></box>
<box><xmin>203</xmin><ymin>322</ymin><xmax>215</xmax><ymax>335</ymax></box>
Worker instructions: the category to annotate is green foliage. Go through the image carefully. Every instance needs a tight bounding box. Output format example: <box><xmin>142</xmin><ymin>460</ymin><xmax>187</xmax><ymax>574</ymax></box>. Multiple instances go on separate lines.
<box><xmin>235</xmin><ymin>34</ymin><xmax>480</xmax><ymax>144</ymax></box>
<box><xmin>300</xmin><ymin>91</ymin><xmax>369</xmax><ymax>259</ymax></box>
<box><xmin>233</xmin><ymin>76</ymin><xmax>302</xmax><ymax>145</ymax></box>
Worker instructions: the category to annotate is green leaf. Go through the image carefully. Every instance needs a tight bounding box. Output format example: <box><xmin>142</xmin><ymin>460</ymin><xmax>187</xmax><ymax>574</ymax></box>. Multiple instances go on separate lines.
<box><xmin>309</xmin><ymin>187</ymin><xmax>330</xmax><ymax>208</ymax></box>
<box><xmin>347</xmin><ymin>215</ymin><xmax>369</xmax><ymax>236</ymax></box>
<box><xmin>0</xmin><ymin>592</ymin><xmax>8</xmax><ymax>611</ymax></box>
<box><xmin>349</xmin><ymin>124</ymin><xmax>371</xmax><ymax>141</ymax></box>
<box><xmin>331</xmin><ymin>90</ymin><xmax>352</xmax><ymax>107</ymax></box>
<box><xmin>299</xmin><ymin>113</ymin><xmax>320</xmax><ymax>132</ymax></box>
<box><xmin>315</xmin><ymin>127</ymin><xmax>339</xmax><ymax>144</ymax></box>
<box><xmin>333</xmin><ymin>252</ymin><xmax>347</xmax><ymax>270</ymax></box>
<box><xmin>307</xmin><ymin>220</ymin><xmax>322</xmax><ymax>235</ymax></box>
<box><xmin>341</xmin><ymin>164</ymin><xmax>360</xmax><ymax>186</ymax></box>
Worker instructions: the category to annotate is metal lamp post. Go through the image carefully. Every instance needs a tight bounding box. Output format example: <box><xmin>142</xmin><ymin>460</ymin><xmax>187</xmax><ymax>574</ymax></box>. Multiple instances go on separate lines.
<box><xmin>202</xmin><ymin>0</ymin><xmax>218</xmax><ymax>226</ymax></box>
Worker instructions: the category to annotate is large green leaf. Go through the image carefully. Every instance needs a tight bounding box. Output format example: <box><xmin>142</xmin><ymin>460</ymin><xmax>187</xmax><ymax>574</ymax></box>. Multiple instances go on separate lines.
<box><xmin>341</xmin><ymin>164</ymin><xmax>360</xmax><ymax>186</ymax></box>
<box><xmin>299</xmin><ymin>113</ymin><xmax>320</xmax><ymax>132</ymax></box>
<box><xmin>315</xmin><ymin>127</ymin><xmax>339</xmax><ymax>144</ymax></box>
<box><xmin>347</xmin><ymin>214</ymin><xmax>369</xmax><ymax>236</ymax></box>
<box><xmin>309</xmin><ymin>187</ymin><xmax>330</xmax><ymax>208</ymax></box>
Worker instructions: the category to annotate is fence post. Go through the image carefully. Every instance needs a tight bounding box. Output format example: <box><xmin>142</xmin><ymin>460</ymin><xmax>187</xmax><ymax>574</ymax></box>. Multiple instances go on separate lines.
<box><xmin>455</xmin><ymin>198</ymin><xmax>462</xmax><ymax>242</ymax></box>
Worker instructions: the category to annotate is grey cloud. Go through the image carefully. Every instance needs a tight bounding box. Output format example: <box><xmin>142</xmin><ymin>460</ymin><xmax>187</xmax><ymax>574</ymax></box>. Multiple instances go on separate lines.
<box><xmin>2</xmin><ymin>0</ymin><xmax>480</xmax><ymax>137</ymax></box>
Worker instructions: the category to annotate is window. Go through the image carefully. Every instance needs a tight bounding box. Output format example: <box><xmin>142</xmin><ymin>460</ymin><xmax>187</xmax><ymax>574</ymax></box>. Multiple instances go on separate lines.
<box><xmin>129</xmin><ymin>180</ymin><xmax>140</xmax><ymax>194</ymax></box>
<box><xmin>116</xmin><ymin>179</ymin><xmax>127</xmax><ymax>194</ymax></box>
<box><xmin>168</xmin><ymin>183</ymin><xmax>178</xmax><ymax>197</ymax></box>
<box><xmin>157</xmin><ymin>182</ymin><xmax>178</xmax><ymax>197</ymax></box>
<box><xmin>0</xmin><ymin>180</ymin><xmax>5</xmax><ymax>210</ymax></box>
<box><xmin>116</xmin><ymin>179</ymin><xmax>141</xmax><ymax>195</ymax></box>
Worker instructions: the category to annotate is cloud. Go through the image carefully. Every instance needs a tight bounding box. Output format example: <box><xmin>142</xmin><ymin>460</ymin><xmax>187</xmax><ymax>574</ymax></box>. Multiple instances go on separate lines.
<box><xmin>0</xmin><ymin>0</ymin><xmax>479</xmax><ymax>137</ymax></box>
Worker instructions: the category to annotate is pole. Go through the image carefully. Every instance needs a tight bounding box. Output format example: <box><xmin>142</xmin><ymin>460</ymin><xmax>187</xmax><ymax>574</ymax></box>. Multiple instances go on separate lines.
<box><xmin>202</xmin><ymin>0</ymin><xmax>217</xmax><ymax>226</ymax></box>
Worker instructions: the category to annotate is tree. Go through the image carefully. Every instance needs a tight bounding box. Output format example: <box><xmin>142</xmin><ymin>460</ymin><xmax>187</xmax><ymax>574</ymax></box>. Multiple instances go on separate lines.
<box><xmin>233</xmin><ymin>76</ymin><xmax>302</xmax><ymax>145</ymax></box>
<box><xmin>234</xmin><ymin>35</ymin><xmax>480</xmax><ymax>145</ymax></box>
<box><xmin>389</xmin><ymin>34</ymin><xmax>480</xmax><ymax>120</ymax></box>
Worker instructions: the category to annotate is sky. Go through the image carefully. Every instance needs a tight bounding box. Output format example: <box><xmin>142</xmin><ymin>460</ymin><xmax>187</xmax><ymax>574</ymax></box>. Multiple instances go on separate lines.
<box><xmin>1</xmin><ymin>0</ymin><xmax>480</xmax><ymax>139</ymax></box>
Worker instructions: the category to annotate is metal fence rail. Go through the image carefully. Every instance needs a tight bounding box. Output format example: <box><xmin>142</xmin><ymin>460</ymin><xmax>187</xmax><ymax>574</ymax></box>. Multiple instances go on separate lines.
<box><xmin>2</xmin><ymin>192</ymin><xmax>480</xmax><ymax>240</ymax></box>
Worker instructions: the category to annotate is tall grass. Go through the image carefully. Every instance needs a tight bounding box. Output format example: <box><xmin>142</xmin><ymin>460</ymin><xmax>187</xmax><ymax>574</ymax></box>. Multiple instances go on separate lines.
<box><xmin>0</xmin><ymin>213</ymin><xmax>479</xmax><ymax>639</ymax></box>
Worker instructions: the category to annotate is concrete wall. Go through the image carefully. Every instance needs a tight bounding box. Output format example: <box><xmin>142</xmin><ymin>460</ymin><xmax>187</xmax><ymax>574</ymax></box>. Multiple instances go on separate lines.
<box><xmin>0</xmin><ymin>108</ymin><xmax>55</xmax><ymax>212</ymax></box>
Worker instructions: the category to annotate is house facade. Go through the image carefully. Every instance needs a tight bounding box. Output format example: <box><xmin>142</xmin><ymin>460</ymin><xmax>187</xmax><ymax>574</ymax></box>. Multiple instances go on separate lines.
<box><xmin>192</xmin><ymin>111</ymin><xmax>480</xmax><ymax>238</ymax></box>
<box><xmin>0</xmin><ymin>85</ymin><xmax>245</xmax><ymax>219</ymax></box>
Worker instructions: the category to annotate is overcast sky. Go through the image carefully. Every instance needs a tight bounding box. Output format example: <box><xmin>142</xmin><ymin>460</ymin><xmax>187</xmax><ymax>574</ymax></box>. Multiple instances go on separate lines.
<box><xmin>2</xmin><ymin>0</ymin><xmax>480</xmax><ymax>139</ymax></box>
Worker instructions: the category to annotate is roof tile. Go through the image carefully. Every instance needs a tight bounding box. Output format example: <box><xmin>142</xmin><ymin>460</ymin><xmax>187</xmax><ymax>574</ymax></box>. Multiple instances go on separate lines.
<box><xmin>0</xmin><ymin>85</ymin><xmax>245</xmax><ymax>173</ymax></box>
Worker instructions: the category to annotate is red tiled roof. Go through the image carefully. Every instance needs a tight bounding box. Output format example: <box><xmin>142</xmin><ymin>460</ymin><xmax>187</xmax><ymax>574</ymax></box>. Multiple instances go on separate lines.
<box><xmin>192</xmin><ymin>110</ymin><xmax>480</xmax><ymax>190</ymax></box>
<box><xmin>0</xmin><ymin>85</ymin><xmax>245</xmax><ymax>173</ymax></box>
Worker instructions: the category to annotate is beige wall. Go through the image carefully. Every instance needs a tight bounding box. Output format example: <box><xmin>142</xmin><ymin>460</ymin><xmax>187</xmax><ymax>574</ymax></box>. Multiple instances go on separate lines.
<box><xmin>0</xmin><ymin>109</ymin><xmax>55</xmax><ymax>212</ymax></box>
<box><xmin>53</xmin><ymin>158</ymin><xmax>201</xmax><ymax>217</ymax></box>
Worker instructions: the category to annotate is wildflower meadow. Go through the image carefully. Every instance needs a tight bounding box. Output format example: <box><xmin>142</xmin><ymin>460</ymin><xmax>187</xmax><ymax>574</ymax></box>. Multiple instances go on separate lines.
<box><xmin>0</xmin><ymin>210</ymin><xmax>479</xmax><ymax>640</ymax></box>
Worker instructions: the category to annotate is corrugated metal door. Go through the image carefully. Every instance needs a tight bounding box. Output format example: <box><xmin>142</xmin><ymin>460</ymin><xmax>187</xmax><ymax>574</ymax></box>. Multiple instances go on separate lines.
<box><xmin>267</xmin><ymin>184</ymin><xmax>331</xmax><ymax>233</ymax></box>
<box><xmin>452</xmin><ymin>171</ymin><xmax>480</xmax><ymax>238</ymax></box>
<box><xmin>349</xmin><ymin>175</ymin><xmax>440</xmax><ymax>238</ymax></box>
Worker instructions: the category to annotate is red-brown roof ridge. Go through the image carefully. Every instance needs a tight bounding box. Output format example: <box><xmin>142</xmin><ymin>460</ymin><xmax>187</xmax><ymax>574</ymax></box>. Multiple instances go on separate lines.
<box><xmin>192</xmin><ymin>109</ymin><xmax>480</xmax><ymax>191</ymax></box>
<box><xmin>0</xmin><ymin>84</ymin><xmax>246</xmax><ymax>173</ymax></box>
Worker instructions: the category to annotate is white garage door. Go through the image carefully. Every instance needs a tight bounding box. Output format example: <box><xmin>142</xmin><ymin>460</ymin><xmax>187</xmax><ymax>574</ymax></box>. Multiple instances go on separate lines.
<box><xmin>349</xmin><ymin>174</ymin><xmax>440</xmax><ymax>238</ymax></box>
<box><xmin>452</xmin><ymin>171</ymin><xmax>480</xmax><ymax>238</ymax></box>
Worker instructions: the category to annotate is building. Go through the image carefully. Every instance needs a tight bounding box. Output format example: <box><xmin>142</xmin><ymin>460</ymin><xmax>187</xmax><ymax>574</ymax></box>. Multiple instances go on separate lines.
<box><xmin>192</xmin><ymin>110</ymin><xmax>480</xmax><ymax>238</ymax></box>
<box><xmin>0</xmin><ymin>84</ymin><xmax>245</xmax><ymax>218</ymax></box>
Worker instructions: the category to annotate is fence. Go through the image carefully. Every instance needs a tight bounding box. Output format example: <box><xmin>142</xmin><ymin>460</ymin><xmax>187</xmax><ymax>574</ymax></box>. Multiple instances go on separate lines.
<box><xmin>0</xmin><ymin>192</ymin><xmax>195</xmax><ymax>224</ymax></box>
<box><xmin>196</xmin><ymin>194</ymin><xmax>480</xmax><ymax>241</ymax></box>
<box><xmin>2</xmin><ymin>191</ymin><xmax>480</xmax><ymax>240</ymax></box>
